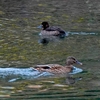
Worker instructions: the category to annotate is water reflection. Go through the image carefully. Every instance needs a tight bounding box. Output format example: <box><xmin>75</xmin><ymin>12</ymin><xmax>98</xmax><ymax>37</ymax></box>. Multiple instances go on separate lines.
<box><xmin>38</xmin><ymin>31</ymin><xmax>97</xmax><ymax>45</ymax></box>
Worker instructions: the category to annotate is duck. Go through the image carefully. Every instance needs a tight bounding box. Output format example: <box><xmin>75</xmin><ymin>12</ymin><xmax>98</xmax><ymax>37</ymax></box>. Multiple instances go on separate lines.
<box><xmin>34</xmin><ymin>56</ymin><xmax>83</xmax><ymax>74</ymax></box>
<box><xmin>38</xmin><ymin>21</ymin><xmax>66</xmax><ymax>38</ymax></box>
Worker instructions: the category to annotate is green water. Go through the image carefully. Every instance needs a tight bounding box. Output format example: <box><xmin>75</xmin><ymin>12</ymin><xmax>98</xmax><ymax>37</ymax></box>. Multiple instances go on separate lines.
<box><xmin>0</xmin><ymin>31</ymin><xmax>100</xmax><ymax>100</ymax></box>
<box><xmin>0</xmin><ymin>0</ymin><xmax>100</xmax><ymax>99</ymax></box>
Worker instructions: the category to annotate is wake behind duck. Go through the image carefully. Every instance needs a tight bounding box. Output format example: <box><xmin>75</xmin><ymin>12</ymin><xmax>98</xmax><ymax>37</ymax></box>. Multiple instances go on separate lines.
<box><xmin>0</xmin><ymin>56</ymin><xmax>83</xmax><ymax>82</ymax></box>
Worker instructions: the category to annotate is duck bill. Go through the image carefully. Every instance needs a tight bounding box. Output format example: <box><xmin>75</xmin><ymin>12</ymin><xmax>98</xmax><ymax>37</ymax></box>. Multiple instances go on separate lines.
<box><xmin>76</xmin><ymin>61</ymin><xmax>83</xmax><ymax>65</ymax></box>
<box><xmin>37</xmin><ymin>25</ymin><xmax>42</xmax><ymax>28</ymax></box>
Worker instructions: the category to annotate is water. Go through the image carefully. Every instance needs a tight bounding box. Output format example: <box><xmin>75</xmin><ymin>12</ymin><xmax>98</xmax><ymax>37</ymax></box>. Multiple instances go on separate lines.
<box><xmin>0</xmin><ymin>0</ymin><xmax>100</xmax><ymax>100</ymax></box>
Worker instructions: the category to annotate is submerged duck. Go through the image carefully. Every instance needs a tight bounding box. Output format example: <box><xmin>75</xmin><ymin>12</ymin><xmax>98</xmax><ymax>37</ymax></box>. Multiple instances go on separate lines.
<box><xmin>38</xmin><ymin>21</ymin><xmax>66</xmax><ymax>38</ymax></box>
<box><xmin>34</xmin><ymin>56</ymin><xmax>82</xmax><ymax>74</ymax></box>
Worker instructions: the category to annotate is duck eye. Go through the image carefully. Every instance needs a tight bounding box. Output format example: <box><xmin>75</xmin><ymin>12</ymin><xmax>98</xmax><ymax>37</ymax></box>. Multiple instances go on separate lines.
<box><xmin>73</xmin><ymin>61</ymin><xmax>76</xmax><ymax>63</ymax></box>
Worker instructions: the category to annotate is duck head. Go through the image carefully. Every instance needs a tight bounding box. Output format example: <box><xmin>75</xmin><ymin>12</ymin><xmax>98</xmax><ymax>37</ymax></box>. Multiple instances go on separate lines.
<box><xmin>66</xmin><ymin>56</ymin><xmax>82</xmax><ymax>66</ymax></box>
<box><xmin>38</xmin><ymin>21</ymin><xmax>49</xmax><ymax>30</ymax></box>
<box><xmin>42</xmin><ymin>21</ymin><xmax>49</xmax><ymax>30</ymax></box>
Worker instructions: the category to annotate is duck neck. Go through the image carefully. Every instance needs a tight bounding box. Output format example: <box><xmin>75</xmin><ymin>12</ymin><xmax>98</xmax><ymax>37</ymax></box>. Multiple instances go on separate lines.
<box><xmin>65</xmin><ymin>64</ymin><xmax>73</xmax><ymax>67</ymax></box>
<box><xmin>43</xmin><ymin>25</ymin><xmax>49</xmax><ymax>30</ymax></box>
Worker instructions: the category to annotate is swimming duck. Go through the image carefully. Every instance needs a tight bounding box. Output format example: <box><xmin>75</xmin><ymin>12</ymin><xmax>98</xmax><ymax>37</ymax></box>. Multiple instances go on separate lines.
<box><xmin>34</xmin><ymin>56</ymin><xmax>82</xmax><ymax>74</ymax></box>
<box><xmin>38</xmin><ymin>21</ymin><xmax>66</xmax><ymax>38</ymax></box>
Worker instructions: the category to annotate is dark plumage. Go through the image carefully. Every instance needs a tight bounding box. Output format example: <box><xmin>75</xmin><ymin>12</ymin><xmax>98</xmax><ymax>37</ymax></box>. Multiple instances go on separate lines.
<box><xmin>39</xmin><ymin>21</ymin><xmax>66</xmax><ymax>38</ymax></box>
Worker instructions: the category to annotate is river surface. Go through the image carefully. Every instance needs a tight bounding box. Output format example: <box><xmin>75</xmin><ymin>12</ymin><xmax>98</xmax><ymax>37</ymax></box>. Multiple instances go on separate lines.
<box><xmin>0</xmin><ymin>0</ymin><xmax>100</xmax><ymax>100</ymax></box>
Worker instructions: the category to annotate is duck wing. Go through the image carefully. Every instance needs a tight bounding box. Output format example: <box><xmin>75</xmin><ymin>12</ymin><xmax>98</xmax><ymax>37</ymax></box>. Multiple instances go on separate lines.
<box><xmin>47</xmin><ymin>26</ymin><xmax>59</xmax><ymax>31</ymax></box>
<box><xmin>34</xmin><ymin>64</ymin><xmax>66</xmax><ymax>73</ymax></box>
<box><xmin>35</xmin><ymin>64</ymin><xmax>52</xmax><ymax>69</ymax></box>
<box><xmin>35</xmin><ymin>64</ymin><xmax>62</xmax><ymax>69</ymax></box>
<box><xmin>46</xmin><ymin>26</ymin><xmax>65</xmax><ymax>32</ymax></box>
